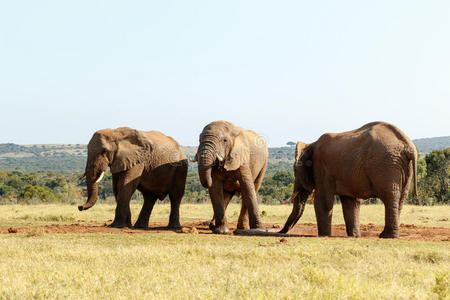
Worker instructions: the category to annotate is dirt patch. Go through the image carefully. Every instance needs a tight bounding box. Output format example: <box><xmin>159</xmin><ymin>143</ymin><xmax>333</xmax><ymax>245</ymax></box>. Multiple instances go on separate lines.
<box><xmin>288</xmin><ymin>223</ymin><xmax>450</xmax><ymax>241</ymax></box>
<box><xmin>1</xmin><ymin>222</ymin><xmax>449</xmax><ymax>241</ymax></box>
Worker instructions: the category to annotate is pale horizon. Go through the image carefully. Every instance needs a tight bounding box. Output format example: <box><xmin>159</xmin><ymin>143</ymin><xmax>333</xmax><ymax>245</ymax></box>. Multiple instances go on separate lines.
<box><xmin>1</xmin><ymin>131</ymin><xmax>449</xmax><ymax>148</ymax></box>
<box><xmin>1</xmin><ymin>1</ymin><xmax>449</xmax><ymax>147</ymax></box>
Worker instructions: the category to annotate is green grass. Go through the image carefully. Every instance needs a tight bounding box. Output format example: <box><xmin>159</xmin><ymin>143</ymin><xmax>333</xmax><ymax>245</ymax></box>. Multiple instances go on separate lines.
<box><xmin>0</xmin><ymin>204</ymin><xmax>449</xmax><ymax>299</ymax></box>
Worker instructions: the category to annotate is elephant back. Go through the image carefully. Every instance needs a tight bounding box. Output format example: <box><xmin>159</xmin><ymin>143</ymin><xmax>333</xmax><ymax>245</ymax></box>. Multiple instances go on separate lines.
<box><xmin>144</xmin><ymin>131</ymin><xmax>186</xmax><ymax>167</ymax></box>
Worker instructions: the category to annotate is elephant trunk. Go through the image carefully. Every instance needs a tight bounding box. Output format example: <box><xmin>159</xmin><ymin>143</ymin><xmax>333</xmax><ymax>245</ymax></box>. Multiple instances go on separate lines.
<box><xmin>199</xmin><ymin>165</ymin><xmax>213</xmax><ymax>188</ymax></box>
<box><xmin>78</xmin><ymin>170</ymin><xmax>105</xmax><ymax>211</ymax></box>
<box><xmin>279</xmin><ymin>189</ymin><xmax>309</xmax><ymax>234</ymax></box>
<box><xmin>197</xmin><ymin>142</ymin><xmax>215</xmax><ymax>188</ymax></box>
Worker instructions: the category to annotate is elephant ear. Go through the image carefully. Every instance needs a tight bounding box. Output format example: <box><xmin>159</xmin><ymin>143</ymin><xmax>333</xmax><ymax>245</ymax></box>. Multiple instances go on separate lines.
<box><xmin>295</xmin><ymin>142</ymin><xmax>307</xmax><ymax>165</ymax></box>
<box><xmin>224</xmin><ymin>135</ymin><xmax>249</xmax><ymax>171</ymax></box>
<box><xmin>296</xmin><ymin>142</ymin><xmax>314</xmax><ymax>191</ymax></box>
<box><xmin>110</xmin><ymin>128</ymin><xmax>153</xmax><ymax>174</ymax></box>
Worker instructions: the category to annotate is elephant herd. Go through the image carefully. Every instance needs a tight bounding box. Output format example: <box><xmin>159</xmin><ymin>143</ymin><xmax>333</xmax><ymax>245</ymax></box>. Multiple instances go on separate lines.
<box><xmin>78</xmin><ymin>120</ymin><xmax>417</xmax><ymax>239</ymax></box>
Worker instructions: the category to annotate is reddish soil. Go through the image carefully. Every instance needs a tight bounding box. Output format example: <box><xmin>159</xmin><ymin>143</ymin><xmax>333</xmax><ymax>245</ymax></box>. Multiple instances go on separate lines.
<box><xmin>1</xmin><ymin>222</ymin><xmax>449</xmax><ymax>241</ymax></box>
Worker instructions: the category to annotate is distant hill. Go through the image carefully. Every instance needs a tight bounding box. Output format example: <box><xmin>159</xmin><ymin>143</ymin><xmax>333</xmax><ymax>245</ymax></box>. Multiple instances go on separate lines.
<box><xmin>0</xmin><ymin>143</ymin><xmax>87</xmax><ymax>158</ymax></box>
<box><xmin>0</xmin><ymin>136</ymin><xmax>448</xmax><ymax>173</ymax></box>
<box><xmin>412</xmin><ymin>136</ymin><xmax>450</xmax><ymax>154</ymax></box>
<box><xmin>0</xmin><ymin>144</ymin><xmax>87</xmax><ymax>173</ymax></box>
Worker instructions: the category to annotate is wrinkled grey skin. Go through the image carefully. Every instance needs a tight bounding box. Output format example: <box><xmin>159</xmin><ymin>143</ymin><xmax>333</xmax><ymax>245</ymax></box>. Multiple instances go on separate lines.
<box><xmin>280</xmin><ymin>122</ymin><xmax>417</xmax><ymax>238</ymax></box>
<box><xmin>79</xmin><ymin>127</ymin><xmax>187</xmax><ymax>229</ymax></box>
<box><xmin>195</xmin><ymin>121</ymin><xmax>268</xmax><ymax>234</ymax></box>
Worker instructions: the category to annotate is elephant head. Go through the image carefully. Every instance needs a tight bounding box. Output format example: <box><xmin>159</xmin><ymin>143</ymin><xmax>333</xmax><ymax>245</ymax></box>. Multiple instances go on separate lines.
<box><xmin>195</xmin><ymin>121</ymin><xmax>248</xmax><ymax>188</ymax></box>
<box><xmin>78</xmin><ymin>127</ymin><xmax>152</xmax><ymax>211</ymax></box>
<box><xmin>279</xmin><ymin>141</ymin><xmax>315</xmax><ymax>233</ymax></box>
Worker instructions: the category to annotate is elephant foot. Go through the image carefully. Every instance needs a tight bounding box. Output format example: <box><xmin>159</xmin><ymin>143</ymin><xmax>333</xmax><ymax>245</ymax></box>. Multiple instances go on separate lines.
<box><xmin>212</xmin><ymin>225</ymin><xmax>230</xmax><ymax>234</ymax></box>
<box><xmin>250</xmin><ymin>223</ymin><xmax>264</xmax><ymax>230</ymax></box>
<box><xmin>318</xmin><ymin>231</ymin><xmax>332</xmax><ymax>237</ymax></box>
<box><xmin>317</xmin><ymin>226</ymin><xmax>332</xmax><ymax>237</ymax></box>
<box><xmin>237</xmin><ymin>224</ymin><xmax>250</xmax><ymax>230</ymax></box>
<box><xmin>347</xmin><ymin>233</ymin><xmax>361</xmax><ymax>238</ymax></box>
<box><xmin>167</xmin><ymin>222</ymin><xmax>182</xmax><ymax>230</ymax></box>
<box><xmin>133</xmin><ymin>221</ymin><xmax>148</xmax><ymax>229</ymax></box>
<box><xmin>346</xmin><ymin>227</ymin><xmax>361</xmax><ymax>238</ymax></box>
<box><xmin>379</xmin><ymin>229</ymin><xmax>398</xmax><ymax>239</ymax></box>
<box><xmin>236</xmin><ymin>221</ymin><xmax>250</xmax><ymax>230</ymax></box>
<box><xmin>318</xmin><ymin>233</ymin><xmax>332</xmax><ymax>237</ymax></box>
<box><xmin>109</xmin><ymin>221</ymin><xmax>132</xmax><ymax>228</ymax></box>
<box><xmin>209</xmin><ymin>221</ymin><xmax>215</xmax><ymax>230</ymax></box>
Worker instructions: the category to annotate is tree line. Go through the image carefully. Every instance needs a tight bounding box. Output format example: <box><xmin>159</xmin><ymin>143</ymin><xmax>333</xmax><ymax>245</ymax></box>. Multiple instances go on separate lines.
<box><xmin>0</xmin><ymin>148</ymin><xmax>448</xmax><ymax>205</ymax></box>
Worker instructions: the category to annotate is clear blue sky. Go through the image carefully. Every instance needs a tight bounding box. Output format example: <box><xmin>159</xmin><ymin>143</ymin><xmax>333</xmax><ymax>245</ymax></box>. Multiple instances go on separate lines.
<box><xmin>1</xmin><ymin>1</ymin><xmax>449</xmax><ymax>146</ymax></box>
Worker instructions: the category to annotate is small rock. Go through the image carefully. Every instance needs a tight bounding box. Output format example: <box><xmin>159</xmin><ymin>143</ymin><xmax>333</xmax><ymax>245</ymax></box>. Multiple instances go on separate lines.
<box><xmin>177</xmin><ymin>227</ymin><xmax>191</xmax><ymax>233</ymax></box>
<box><xmin>272</xmin><ymin>224</ymin><xmax>281</xmax><ymax>229</ymax></box>
<box><xmin>178</xmin><ymin>227</ymin><xmax>199</xmax><ymax>234</ymax></box>
<box><xmin>280</xmin><ymin>238</ymin><xmax>288</xmax><ymax>244</ymax></box>
<box><xmin>202</xmin><ymin>221</ymin><xmax>210</xmax><ymax>226</ymax></box>
<box><xmin>26</xmin><ymin>229</ymin><xmax>43</xmax><ymax>237</ymax></box>
<box><xmin>8</xmin><ymin>227</ymin><xmax>17</xmax><ymax>234</ymax></box>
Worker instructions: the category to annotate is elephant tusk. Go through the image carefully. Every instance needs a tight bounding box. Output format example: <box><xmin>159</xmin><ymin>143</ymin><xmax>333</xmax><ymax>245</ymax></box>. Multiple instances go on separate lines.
<box><xmin>95</xmin><ymin>172</ymin><xmax>105</xmax><ymax>183</ymax></box>
<box><xmin>307</xmin><ymin>190</ymin><xmax>315</xmax><ymax>202</ymax></box>
<box><xmin>216</xmin><ymin>153</ymin><xmax>224</xmax><ymax>162</ymax></box>
<box><xmin>281</xmin><ymin>190</ymin><xmax>300</xmax><ymax>205</ymax></box>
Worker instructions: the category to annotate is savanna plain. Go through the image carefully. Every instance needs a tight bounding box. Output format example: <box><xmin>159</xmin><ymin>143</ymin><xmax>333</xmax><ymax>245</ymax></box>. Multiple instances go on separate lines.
<box><xmin>0</xmin><ymin>203</ymin><xmax>449</xmax><ymax>299</ymax></box>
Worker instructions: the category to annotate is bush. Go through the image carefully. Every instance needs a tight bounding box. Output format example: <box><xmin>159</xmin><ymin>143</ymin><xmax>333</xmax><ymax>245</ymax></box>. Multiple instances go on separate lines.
<box><xmin>0</xmin><ymin>148</ymin><xmax>448</xmax><ymax>205</ymax></box>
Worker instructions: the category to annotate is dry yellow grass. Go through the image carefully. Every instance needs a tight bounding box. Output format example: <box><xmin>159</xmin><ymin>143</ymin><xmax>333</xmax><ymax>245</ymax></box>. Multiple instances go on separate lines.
<box><xmin>0</xmin><ymin>203</ymin><xmax>449</xmax><ymax>228</ymax></box>
<box><xmin>0</xmin><ymin>204</ymin><xmax>449</xmax><ymax>299</ymax></box>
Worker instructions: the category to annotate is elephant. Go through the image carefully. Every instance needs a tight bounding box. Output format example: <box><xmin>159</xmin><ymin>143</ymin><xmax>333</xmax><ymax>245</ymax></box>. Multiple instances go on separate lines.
<box><xmin>78</xmin><ymin>127</ymin><xmax>188</xmax><ymax>229</ymax></box>
<box><xmin>192</xmin><ymin>120</ymin><xmax>268</xmax><ymax>234</ymax></box>
<box><xmin>280</xmin><ymin>121</ymin><xmax>417</xmax><ymax>238</ymax></box>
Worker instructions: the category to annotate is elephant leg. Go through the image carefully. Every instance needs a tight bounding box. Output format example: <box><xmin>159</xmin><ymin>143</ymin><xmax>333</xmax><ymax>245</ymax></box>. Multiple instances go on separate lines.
<box><xmin>253</xmin><ymin>163</ymin><xmax>267</xmax><ymax>193</ymax></box>
<box><xmin>167</xmin><ymin>162</ymin><xmax>187</xmax><ymax>229</ymax></box>
<box><xmin>167</xmin><ymin>192</ymin><xmax>183</xmax><ymax>230</ymax></box>
<box><xmin>111</xmin><ymin>193</ymin><xmax>134</xmax><ymax>228</ymax></box>
<box><xmin>209</xmin><ymin>180</ymin><xmax>228</xmax><ymax>234</ymax></box>
<box><xmin>313</xmin><ymin>186</ymin><xmax>335</xmax><ymax>236</ymax></box>
<box><xmin>224</xmin><ymin>191</ymin><xmax>234</xmax><ymax>210</ymax></box>
<box><xmin>379</xmin><ymin>190</ymin><xmax>401</xmax><ymax>238</ymax></box>
<box><xmin>110</xmin><ymin>168</ymin><xmax>141</xmax><ymax>228</ymax></box>
<box><xmin>237</xmin><ymin>195</ymin><xmax>249</xmax><ymax>229</ymax></box>
<box><xmin>239</xmin><ymin>166</ymin><xmax>263</xmax><ymax>229</ymax></box>
<box><xmin>340</xmin><ymin>196</ymin><xmax>361</xmax><ymax>237</ymax></box>
<box><xmin>208</xmin><ymin>215</ymin><xmax>215</xmax><ymax>230</ymax></box>
<box><xmin>238</xmin><ymin>166</ymin><xmax>265</xmax><ymax>229</ymax></box>
<box><xmin>210</xmin><ymin>191</ymin><xmax>234</xmax><ymax>229</ymax></box>
<box><xmin>134</xmin><ymin>192</ymin><xmax>157</xmax><ymax>229</ymax></box>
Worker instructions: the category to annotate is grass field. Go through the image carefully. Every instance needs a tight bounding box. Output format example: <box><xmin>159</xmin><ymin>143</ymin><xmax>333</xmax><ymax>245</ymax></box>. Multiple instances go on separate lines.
<box><xmin>1</xmin><ymin>202</ymin><xmax>449</xmax><ymax>228</ymax></box>
<box><xmin>1</xmin><ymin>203</ymin><xmax>449</xmax><ymax>299</ymax></box>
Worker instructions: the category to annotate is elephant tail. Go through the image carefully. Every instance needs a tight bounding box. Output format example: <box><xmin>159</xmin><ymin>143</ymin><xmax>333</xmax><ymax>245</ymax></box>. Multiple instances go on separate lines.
<box><xmin>404</xmin><ymin>146</ymin><xmax>418</xmax><ymax>197</ymax></box>
<box><xmin>412</xmin><ymin>151</ymin><xmax>418</xmax><ymax>197</ymax></box>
